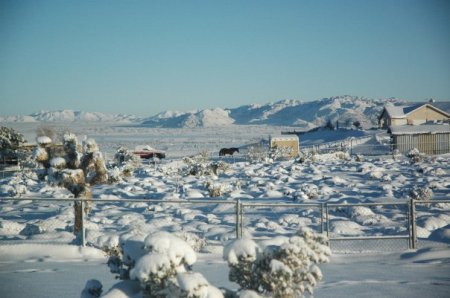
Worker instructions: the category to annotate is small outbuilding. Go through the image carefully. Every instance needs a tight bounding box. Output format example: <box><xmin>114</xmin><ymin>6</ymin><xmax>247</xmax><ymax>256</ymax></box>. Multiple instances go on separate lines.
<box><xmin>269</xmin><ymin>135</ymin><xmax>300</xmax><ymax>158</ymax></box>
<box><xmin>389</xmin><ymin>125</ymin><xmax>450</xmax><ymax>155</ymax></box>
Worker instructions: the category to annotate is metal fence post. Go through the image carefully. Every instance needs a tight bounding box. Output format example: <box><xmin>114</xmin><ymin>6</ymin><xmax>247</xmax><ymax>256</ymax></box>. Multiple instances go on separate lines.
<box><xmin>235</xmin><ymin>199</ymin><xmax>241</xmax><ymax>239</ymax></box>
<box><xmin>325</xmin><ymin>203</ymin><xmax>330</xmax><ymax>239</ymax></box>
<box><xmin>350</xmin><ymin>139</ymin><xmax>353</xmax><ymax>156</ymax></box>
<box><xmin>410</xmin><ymin>199</ymin><xmax>417</xmax><ymax>249</ymax></box>
<box><xmin>240</xmin><ymin>202</ymin><xmax>244</xmax><ymax>238</ymax></box>
<box><xmin>80</xmin><ymin>199</ymin><xmax>86</xmax><ymax>247</ymax></box>
<box><xmin>407</xmin><ymin>199</ymin><xmax>412</xmax><ymax>249</ymax></box>
<box><xmin>320</xmin><ymin>203</ymin><xmax>325</xmax><ymax>234</ymax></box>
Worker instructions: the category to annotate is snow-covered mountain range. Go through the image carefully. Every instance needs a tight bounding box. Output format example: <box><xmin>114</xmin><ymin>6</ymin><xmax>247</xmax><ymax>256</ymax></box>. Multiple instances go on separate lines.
<box><xmin>1</xmin><ymin>96</ymin><xmax>406</xmax><ymax>128</ymax></box>
<box><xmin>141</xmin><ymin>96</ymin><xmax>405</xmax><ymax>129</ymax></box>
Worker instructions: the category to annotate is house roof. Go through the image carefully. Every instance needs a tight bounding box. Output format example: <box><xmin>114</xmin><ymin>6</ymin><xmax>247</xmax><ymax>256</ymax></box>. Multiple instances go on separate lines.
<box><xmin>389</xmin><ymin>124</ymin><xmax>450</xmax><ymax>135</ymax></box>
<box><xmin>383</xmin><ymin>102</ymin><xmax>450</xmax><ymax>119</ymax></box>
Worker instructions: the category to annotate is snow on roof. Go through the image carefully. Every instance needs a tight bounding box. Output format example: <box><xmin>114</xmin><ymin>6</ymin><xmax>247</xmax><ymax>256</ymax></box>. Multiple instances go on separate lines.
<box><xmin>270</xmin><ymin>135</ymin><xmax>299</xmax><ymax>142</ymax></box>
<box><xmin>384</xmin><ymin>102</ymin><xmax>450</xmax><ymax>119</ymax></box>
<box><xmin>390</xmin><ymin>124</ymin><xmax>450</xmax><ymax>135</ymax></box>
<box><xmin>384</xmin><ymin>105</ymin><xmax>409</xmax><ymax>118</ymax></box>
<box><xmin>432</xmin><ymin>102</ymin><xmax>450</xmax><ymax>114</ymax></box>
<box><xmin>135</xmin><ymin>145</ymin><xmax>157</xmax><ymax>151</ymax></box>
<box><xmin>36</xmin><ymin>136</ymin><xmax>52</xmax><ymax>144</ymax></box>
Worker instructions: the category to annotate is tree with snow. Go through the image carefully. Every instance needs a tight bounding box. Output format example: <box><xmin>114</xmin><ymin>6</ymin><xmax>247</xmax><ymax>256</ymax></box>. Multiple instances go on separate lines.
<box><xmin>33</xmin><ymin>133</ymin><xmax>108</xmax><ymax>235</ymax></box>
<box><xmin>0</xmin><ymin>126</ymin><xmax>26</xmax><ymax>162</ymax></box>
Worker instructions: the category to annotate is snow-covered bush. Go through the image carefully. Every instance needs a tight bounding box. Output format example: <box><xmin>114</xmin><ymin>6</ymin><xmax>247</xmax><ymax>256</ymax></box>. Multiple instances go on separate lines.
<box><xmin>107</xmin><ymin>147</ymin><xmax>140</xmax><ymax>181</ymax></box>
<box><xmin>36</xmin><ymin>126</ymin><xmax>59</xmax><ymax>143</ymax></box>
<box><xmin>270</xmin><ymin>145</ymin><xmax>293</xmax><ymax>161</ymax></box>
<box><xmin>407</xmin><ymin>148</ymin><xmax>424</xmax><ymax>163</ymax></box>
<box><xmin>246</xmin><ymin>144</ymin><xmax>270</xmax><ymax>163</ymax></box>
<box><xmin>205</xmin><ymin>180</ymin><xmax>231</xmax><ymax>197</ymax></box>
<box><xmin>81</xmin><ymin>279</ymin><xmax>103</xmax><ymax>298</ymax></box>
<box><xmin>293</xmin><ymin>183</ymin><xmax>319</xmax><ymax>201</ymax></box>
<box><xmin>180</xmin><ymin>151</ymin><xmax>226</xmax><ymax>177</ymax></box>
<box><xmin>105</xmin><ymin>232</ymin><xmax>223</xmax><ymax>298</ymax></box>
<box><xmin>409</xmin><ymin>186</ymin><xmax>433</xmax><ymax>201</ymax></box>
<box><xmin>174</xmin><ymin>231</ymin><xmax>207</xmax><ymax>252</ymax></box>
<box><xmin>223</xmin><ymin>229</ymin><xmax>330</xmax><ymax>297</ymax></box>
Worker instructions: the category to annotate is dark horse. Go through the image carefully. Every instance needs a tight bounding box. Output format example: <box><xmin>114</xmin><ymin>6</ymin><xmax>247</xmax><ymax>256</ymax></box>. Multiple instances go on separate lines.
<box><xmin>219</xmin><ymin>147</ymin><xmax>239</xmax><ymax>156</ymax></box>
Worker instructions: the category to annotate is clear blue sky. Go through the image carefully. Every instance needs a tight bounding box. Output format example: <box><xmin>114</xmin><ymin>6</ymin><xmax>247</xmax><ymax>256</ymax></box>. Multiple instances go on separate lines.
<box><xmin>1</xmin><ymin>0</ymin><xmax>449</xmax><ymax>116</ymax></box>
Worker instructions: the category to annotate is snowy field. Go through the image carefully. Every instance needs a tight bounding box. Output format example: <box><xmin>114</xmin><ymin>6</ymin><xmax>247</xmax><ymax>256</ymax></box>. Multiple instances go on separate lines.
<box><xmin>1</xmin><ymin>123</ymin><xmax>450</xmax><ymax>297</ymax></box>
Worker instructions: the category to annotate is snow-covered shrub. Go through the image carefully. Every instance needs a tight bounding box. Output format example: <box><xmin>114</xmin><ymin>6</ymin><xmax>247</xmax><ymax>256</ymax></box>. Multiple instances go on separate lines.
<box><xmin>297</xmin><ymin>151</ymin><xmax>316</xmax><ymax>164</ymax></box>
<box><xmin>293</xmin><ymin>183</ymin><xmax>319</xmax><ymax>201</ymax></box>
<box><xmin>344</xmin><ymin>206</ymin><xmax>389</xmax><ymax>226</ymax></box>
<box><xmin>181</xmin><ymin>152</ymin><xmax>226</xmax><ymax>177</ymax></box>
<box><xmin>392</xmin><ymin>149</ymin><xmax>401</xmax><ymax>161</ymax></box>
<box><xmin>107</xmin><ymin>147</ymin><xmax>140</xmax><ymax>181</ymax></box>
<box><xmin>246</xmin><ymin>144</ymin><xmax>270</xmax><ymax>163</ymax></box>
<box><xmin>270</xmin><ymin>145</ymin><xmax>293</xmax><ymax>161</ymax></box>
<box><xmin>407</xmin><ymin>148</ymin><xmax>424</xmax><ymax>163</ymax></box>
<box><xmin>164</xmin><ymin>271</ymin><xmax>223</xmax><ymax>298</ymax></box>
<box><xmin>105</xmin><ymin>232</ymin><xmax>222</xmax><ymax>298</ymax></box>
<box><xmin>205</xmin><ymin>180</ymin><xmax>231</xmax><ymax>197</ymax></box>
<box><xmin>210</xmin><ymin>161</ymin><xmax>230</xmax><ymax>175</ymax></box>
<box><xmin>354</xmin><ymin>154</ymin><xmax>364</xmax><ymax>162</ymax></box>
<box><xmin>409</xmin><ymin>186</ymin><xmax>433</xmax><ymax>201</ymax></box>
<box><xmin>81</xmin><ymin>279</ymin><xmax>103</xmax><ymax>298</ymax></box>
<box><xmin>49</xmin><ymin>157</ymin><xmax>66</xmax><ymax>170</ymax></box>
<box><xmin>114</xmin><ymin>146</ymin><xmax>138</xmax><ymax>165</ymax></box>
<box><xmin>19</xmin><ymin>223</ymin><xmax>44</xmax><ymax>236</ymax></box>
<box><xmin>35</xmin><ymin>126</ymin><xmax>60</xmax><ymax>142</ymax></box>
<box><xmin>174</xmin><ymin>231</ymin><xmax>207</xmax><ymax>252</ymax></box>
<box><xmin>224</xmin><ymin>230</ymin><xmax>330</xmax><ymax>297</ymax></box>
<box><xmin>33</xmin><ymin>146</ymin><xmax>49</xmax><ymax>164</ymax></box>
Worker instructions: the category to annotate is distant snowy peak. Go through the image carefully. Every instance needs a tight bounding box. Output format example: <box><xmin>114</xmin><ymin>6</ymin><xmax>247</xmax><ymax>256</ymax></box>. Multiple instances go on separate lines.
<box><xmin>1</xmin><ymin>110</ymin><xmax>142</xmax><ymax>123</ymax></box>
<box><xmin>142</xmin><ymin>108</ymin><xmax>234</xmax><ymax>128</ymax></box>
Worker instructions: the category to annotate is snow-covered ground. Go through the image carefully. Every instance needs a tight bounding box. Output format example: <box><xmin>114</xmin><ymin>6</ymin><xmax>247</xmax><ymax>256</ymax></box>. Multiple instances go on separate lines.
<box><xmin>1</xmin><ymin>244</ymin><xmax>449</xmax><ymax>298</ymax></box>
<box><xmin>1</xmin><ymin>123</ymin><xmax>450</xmax><ymax>297</ymax></box>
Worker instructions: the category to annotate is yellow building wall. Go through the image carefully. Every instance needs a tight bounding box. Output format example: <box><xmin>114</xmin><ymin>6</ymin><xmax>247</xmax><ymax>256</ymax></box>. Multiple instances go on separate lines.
<box><xmin>407</xmin><ymin>106</ymin><xmax>449</xmax><ymax>124</ymax></box>
<box><xmin>270</xmin><ymin>139</ymin><xmax>299</xmax><ymax>158</ymax></box>
<box><xmin>391</xmin><ymin>118</ymin><xmax>407</xmax><ymax>126</ymax></box>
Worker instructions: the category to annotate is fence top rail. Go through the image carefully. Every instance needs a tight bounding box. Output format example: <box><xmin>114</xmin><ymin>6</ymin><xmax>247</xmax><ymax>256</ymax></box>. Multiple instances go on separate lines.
<box><xmin>242</xmin><ymin>202</ymin><xmax>322</xmax><ymax>208</ymax></box>
<box><xmin>0</xmin><ymin>197</ymin><xmax>237</xmax><ymax>205</ymax></box>
<box><xmin>414</xmin><ymin>199</ymin><xmax>450</xmax><ymax>204</ymax></box>
<box><xmin>329</xmin><ymin>235</ymin><xmax>410</xmax><ymax>241</ymax></box>
<box><xmin>326</xmin><ymin>201</ymin><xmax>410</xmax><ymax>207</ymax></box>
<box><xmin>0</xmin><ymin>169</ymin><xmax>21</xmax><ymax>173</ymax></box>
<box><xmin>1</xmin><ymin>197</ymin><xmax>424</xmax><ymax>208</ymax></box>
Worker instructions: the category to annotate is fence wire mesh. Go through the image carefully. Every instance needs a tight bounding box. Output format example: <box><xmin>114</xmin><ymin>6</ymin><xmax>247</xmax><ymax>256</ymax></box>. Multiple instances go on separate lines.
<box><xmin>1</xmin><ymin>198</ymin><xmax>450</xmax><ymax>253</ymax></box>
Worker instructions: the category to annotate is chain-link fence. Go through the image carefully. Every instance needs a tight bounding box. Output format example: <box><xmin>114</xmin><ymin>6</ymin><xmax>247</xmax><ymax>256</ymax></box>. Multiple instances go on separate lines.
<box><xmin>1</xmin><ymin>197</ymin><xmax>449</xmax><ymax>252</ymax></box>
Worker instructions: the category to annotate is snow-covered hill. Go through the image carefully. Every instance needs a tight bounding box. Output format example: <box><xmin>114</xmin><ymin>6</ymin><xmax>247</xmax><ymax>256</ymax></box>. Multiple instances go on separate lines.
<box><xmin>142</xmin><ymin>108</ymin><xmax>234</xmax><ymax>128</ymax></box>
<box><xmin>143</xmin><ymin>96</ymin><xmax>406</xmax><ymax>129</ymax></box>
<box><xmin>1</xmin><ymin>96</ymin><xmax>407</xmax><ymax>128</ymax></box>
<box><xmin>0</xmin><ymin>110</ymin><xmax>142</xmax><ymax>123</ymax></box>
